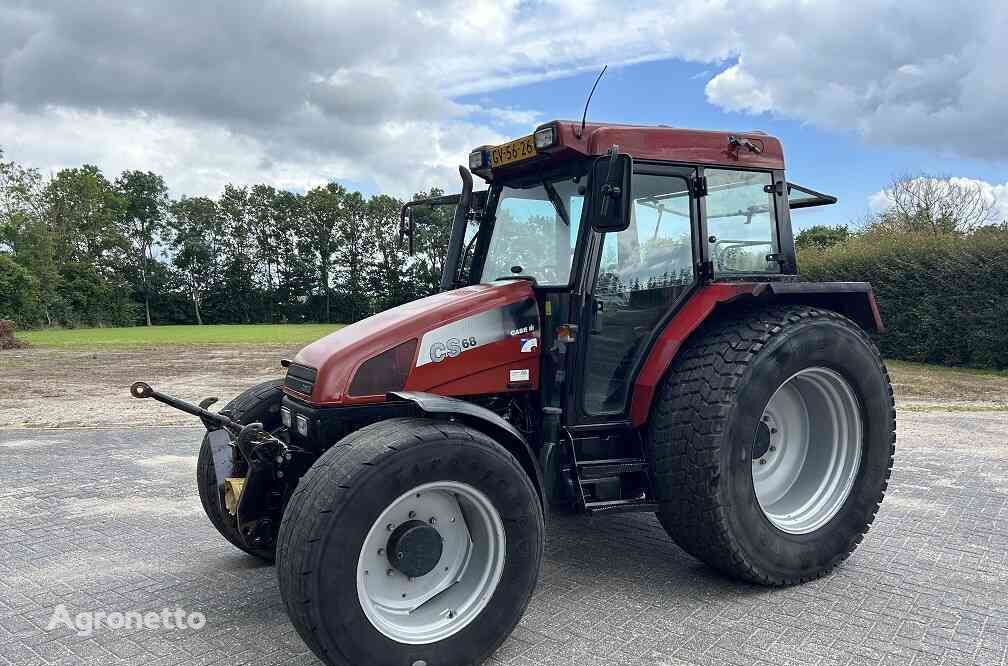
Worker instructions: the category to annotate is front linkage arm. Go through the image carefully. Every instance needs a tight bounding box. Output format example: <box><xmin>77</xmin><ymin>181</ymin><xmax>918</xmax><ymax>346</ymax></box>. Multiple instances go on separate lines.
<box><xmin>130</xmin><ymin>381</ymin><xmax>290</xmax><ymax>550</ymax></box>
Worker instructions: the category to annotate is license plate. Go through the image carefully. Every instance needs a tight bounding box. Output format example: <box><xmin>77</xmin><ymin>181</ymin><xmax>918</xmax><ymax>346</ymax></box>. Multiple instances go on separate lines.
<box><xmin>491</xmin><ymin>135</ymin><xmax>537</xmax><ymax>168</ymax></box>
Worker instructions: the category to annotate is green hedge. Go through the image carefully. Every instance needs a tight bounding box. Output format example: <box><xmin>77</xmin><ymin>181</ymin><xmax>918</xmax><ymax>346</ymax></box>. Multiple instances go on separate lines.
<box><xmin>798</xmin><ymin>227</ymin><xmax>1008</xmax><ymax>369</ymax></box>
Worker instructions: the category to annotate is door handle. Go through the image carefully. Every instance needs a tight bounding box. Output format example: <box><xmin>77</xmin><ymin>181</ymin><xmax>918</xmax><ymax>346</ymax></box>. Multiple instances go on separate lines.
<box><xmin>591</xmin><ymin>299</ymin><xmax>604</xmax><ymax>334</ymax></box>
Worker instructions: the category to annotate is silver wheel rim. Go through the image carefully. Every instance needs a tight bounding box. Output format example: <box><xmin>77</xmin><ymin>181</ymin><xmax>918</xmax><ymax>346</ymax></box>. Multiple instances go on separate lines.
<box><xmin>356</xmin><ymin>481</ymin><xmax>506</xmax><ymax>644</ymax></box>
<box><xmin>752</xmin><ymin>367</ymin><xmax>863</xmax><ymax>534</ymax></box>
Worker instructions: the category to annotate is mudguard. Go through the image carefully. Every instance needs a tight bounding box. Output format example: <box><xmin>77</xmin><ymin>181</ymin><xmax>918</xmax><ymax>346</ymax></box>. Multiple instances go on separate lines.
<box><xmin>389</xmin><ymin>391</ymin><xmax>546</xmax><ymax>512</ymax></box>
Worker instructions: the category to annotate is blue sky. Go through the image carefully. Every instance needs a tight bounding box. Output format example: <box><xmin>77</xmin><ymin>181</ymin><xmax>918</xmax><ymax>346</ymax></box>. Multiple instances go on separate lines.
<box><xmin>461</xmin><ymin>58</ymin><xmax>1008</xmax><ymax>231</ymax></box>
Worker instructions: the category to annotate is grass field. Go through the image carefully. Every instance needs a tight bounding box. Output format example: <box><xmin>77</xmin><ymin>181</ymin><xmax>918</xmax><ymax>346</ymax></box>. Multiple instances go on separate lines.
<box><xmin>18</xmin><ymin>323</ymin><xmax>345</xmax><ymax>347</ymax></box>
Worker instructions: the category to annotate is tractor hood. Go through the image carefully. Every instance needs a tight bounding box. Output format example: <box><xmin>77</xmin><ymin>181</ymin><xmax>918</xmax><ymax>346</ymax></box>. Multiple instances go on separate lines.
<box><xmin>289</xmin><ymin>280</ymin><xmax>541</xmax><ymax>405</ymax></box>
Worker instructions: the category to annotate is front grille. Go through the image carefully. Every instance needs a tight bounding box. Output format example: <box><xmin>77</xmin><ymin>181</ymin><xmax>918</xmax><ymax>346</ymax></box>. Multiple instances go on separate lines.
<box><xmin>284</xmin><ymin>363</ymin><xmax>318</xmax><ymax>396</ymax></box>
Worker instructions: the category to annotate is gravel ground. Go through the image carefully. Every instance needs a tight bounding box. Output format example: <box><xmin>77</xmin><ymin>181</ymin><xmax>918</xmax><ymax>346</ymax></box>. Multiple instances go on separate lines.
<box><xmin>0</xmin><ymin>412</ymin><xmax>1005</xmax><ymax>666</ymax></box>
<box><xmin>1</xmin><ymin>346</ymin><xmax>1006</xmax><ymax>429</ymax></box>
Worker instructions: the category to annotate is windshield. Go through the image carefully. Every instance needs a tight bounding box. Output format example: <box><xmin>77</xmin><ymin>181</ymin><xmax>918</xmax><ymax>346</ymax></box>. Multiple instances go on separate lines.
<box><xmin>481</xmin><ymin>176</ymin><xmax>584</xmax><ymax>286</ymax></box>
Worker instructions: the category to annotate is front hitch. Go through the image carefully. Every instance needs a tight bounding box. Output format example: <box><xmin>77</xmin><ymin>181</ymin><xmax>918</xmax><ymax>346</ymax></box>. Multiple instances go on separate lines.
<box><xmin>130</xmin><ymin>381</ymin><xmax>290</xmax><ymax>550</ymax></box>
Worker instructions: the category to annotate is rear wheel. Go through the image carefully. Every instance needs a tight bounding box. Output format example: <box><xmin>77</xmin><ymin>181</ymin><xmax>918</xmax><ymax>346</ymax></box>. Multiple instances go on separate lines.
<box><xmin>647</xmin><ymin>306</ymin><xmax>895</xmax><ymax>585</ymax></box>
<box><xmin>196</xmin><ymin>378</ymin><xmax>283</xmax><ymax>561</ymax></box>
<box><xmin>277</xmin><ymin>418</ymin><xmax>544</xmax><ymax>666</ymax></box>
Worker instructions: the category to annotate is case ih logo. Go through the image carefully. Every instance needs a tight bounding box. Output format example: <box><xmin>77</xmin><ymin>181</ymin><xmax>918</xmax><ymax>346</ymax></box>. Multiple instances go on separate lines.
<box><xmin>509</xmin><ymin>324</ymin><xmax>535</xmax><ymax>336</ymax></box>
<box><xmin>429</xmin><ymin>336</ymin><xmax>477</xmax><ymax>363</ymax></box>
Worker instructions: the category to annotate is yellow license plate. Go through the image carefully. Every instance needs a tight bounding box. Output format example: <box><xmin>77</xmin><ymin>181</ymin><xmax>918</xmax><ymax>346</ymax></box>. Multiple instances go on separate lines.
<box><xmin>490</xmin><ymin>135</ymin><xmax>537</xmax><ymax>168</ymax></box>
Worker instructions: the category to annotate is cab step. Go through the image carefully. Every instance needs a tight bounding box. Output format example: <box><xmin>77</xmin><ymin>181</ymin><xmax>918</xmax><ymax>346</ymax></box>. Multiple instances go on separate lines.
<box><xmin>584</xmin><ymin>498</ymin><xmax>658</xmax><ymax>515</ymax></box>
<box><xmin>577</xmin><ymin>458</ymin><xmax>647</xmax><ymax>481</ymax></box>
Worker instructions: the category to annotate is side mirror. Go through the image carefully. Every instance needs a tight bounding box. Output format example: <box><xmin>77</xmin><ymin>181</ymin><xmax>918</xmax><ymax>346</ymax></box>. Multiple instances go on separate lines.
<box><xmin>591</xmin><ymin>146</ymin><xmax>632</xmax><ymax>232</ymax></box>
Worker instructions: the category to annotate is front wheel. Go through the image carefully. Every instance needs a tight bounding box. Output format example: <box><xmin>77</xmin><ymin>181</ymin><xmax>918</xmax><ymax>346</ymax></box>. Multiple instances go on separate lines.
<box><xmin>648</xmin><ymin>306</ymin><xmax>896</xmax><ymax>585</ymax></box>
<box><xmin>277</xmin><ymin>418</ymin><xmax>544</xmax><ymax>666</ymax></box>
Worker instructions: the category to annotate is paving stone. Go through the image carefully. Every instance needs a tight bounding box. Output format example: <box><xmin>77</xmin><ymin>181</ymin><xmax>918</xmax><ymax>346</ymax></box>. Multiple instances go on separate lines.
<box><xmin>0</xmin><ymin>412</ymin><xmax>1004</xmax><ymax>664</ymax></box>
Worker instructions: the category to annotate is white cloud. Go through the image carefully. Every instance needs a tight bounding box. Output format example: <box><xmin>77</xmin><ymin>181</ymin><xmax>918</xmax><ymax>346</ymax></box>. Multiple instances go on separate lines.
<box><xmin>0</xmin><ymin>1</ymin><xmax>1006</xmax><ymax>200</ymax></box>
<box><xmin>704</xmin><ymin>1</ymin><xmax>1008</xmax><ymax>159</ymax></box>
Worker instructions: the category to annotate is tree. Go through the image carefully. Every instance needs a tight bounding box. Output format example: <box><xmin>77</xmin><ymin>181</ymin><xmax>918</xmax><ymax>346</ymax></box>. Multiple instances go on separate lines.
<box><xmin>303</xmin><ymin>183</ymin><xmax>347</xmax><ymax>323</ymax></box>
<box><xmin>169</xmin><ymin>197</ymin><xmax>219</xmax><ymax>325</ymax></box>
<box><xmin>44</xmin><ymin>165</ymin><xmax>123</xmax><ymax>268</ymax></box>
<box><xmin>795</xmin><ymin>224</ymin><xmax>851</xmax><ymax>252</ymax></box>
<box><xmin>0</xmin><ymin>151</ymin><xmax>60</xmax><ymax>325</ymax></box>
<box><xmin>873</xmin><ymin>173</ymin><xmax>996</xmax><ymax>235</ymax></box>
<box><xmin>365</xmin><ymin>194</ymin><xmax>408</xmax><ymax>310</ymax></box>
<box><xmin>0</xmin><ymin>254</ymin><xmax>40</xmax><ymax>325</ymax></box>
<box><xmin>270</xmin><ymin>190</ymin><xmax>314</xmax><ymax>322</ymax></box>
<box><xmin>115</xmin><ymin>170</ymin><xmax>168</xmax><ymax>326</ymax></box>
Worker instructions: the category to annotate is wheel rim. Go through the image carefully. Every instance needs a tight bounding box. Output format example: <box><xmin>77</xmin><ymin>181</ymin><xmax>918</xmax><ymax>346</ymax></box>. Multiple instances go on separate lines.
<box><xmin>356</xmin><ymin>481</ymin><xmax>506</xmax><ymax>644</ymax></box>
<box><xmin>751</xmin><ymin>367</ymin><xmax>863</xmax><ymax>535</ymax></box>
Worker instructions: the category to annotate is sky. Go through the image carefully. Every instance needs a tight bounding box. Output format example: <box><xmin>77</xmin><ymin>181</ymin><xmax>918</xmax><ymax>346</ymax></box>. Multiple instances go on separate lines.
<box><xmin>1</xmin><ymin>0</ymin><xmax>1007</xmax><ymax>231</ymax></box>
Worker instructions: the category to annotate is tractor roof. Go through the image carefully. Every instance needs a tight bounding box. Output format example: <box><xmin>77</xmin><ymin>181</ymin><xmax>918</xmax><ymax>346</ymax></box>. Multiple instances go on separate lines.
<box><xmin>479</xmin><ymin>120</ymin><xmax>785</xmax><ymax>177</ymax></box>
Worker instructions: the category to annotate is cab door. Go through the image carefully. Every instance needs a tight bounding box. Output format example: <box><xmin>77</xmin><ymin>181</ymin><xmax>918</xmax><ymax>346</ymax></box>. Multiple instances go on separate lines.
<box><xmin>571</xmin><ymin>165</ymin><xmax>699</xmax><ymax>423</ymax></box>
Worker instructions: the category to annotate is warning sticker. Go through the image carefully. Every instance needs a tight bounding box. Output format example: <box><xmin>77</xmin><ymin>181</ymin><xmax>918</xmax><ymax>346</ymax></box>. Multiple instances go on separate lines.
<box><xmin>509</xmin><ymin>368</ymin><xmax>530</xmax><ymax>383</ymax></box>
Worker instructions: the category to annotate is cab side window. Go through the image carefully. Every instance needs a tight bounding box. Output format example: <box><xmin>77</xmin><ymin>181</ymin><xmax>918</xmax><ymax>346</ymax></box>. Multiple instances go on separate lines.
<box><xmin>704</xmin><ymin>169</ymin><xmax>779</xmax><ymax>274</ymax></box>
<box><xmin>584</xmin><ymin>173</ymin><xmax>695</xmax><ymax>415</ymax></box>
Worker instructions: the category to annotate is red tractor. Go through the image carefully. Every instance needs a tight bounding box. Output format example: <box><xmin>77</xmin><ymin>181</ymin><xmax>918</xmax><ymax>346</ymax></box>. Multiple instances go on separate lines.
<box><xmin>133</xmin><ymin>120</ymin><xmax>895</xmax><ymax>666</ymax></box>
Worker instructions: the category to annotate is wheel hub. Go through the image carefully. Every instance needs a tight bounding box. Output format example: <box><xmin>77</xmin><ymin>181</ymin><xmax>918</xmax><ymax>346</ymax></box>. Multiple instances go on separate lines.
<box><xmin>386</xmin><ymin>520</ymin><xmax>444</xmax><ymax>578</ymax></box>
<box><xmin>752</xmin><ymin>419</ymin><xmax>772</xmax><ymax>460</ymax></box>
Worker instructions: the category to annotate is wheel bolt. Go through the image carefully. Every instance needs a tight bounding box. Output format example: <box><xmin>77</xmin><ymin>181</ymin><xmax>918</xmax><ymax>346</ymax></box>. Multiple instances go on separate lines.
<box><xmin>378</xmin><ymin>548</ymin><xmax>384</xmax><ymax>555</ymax></box>
<box><xmin>386</xmin><ymin>523</ymin><xmax>394</xmax><ymax>531</ymax></box>
<box><xmin>429</xmin><ymin>517</ymin><xmax>436</xmax><ymax>525</ymax></box>
<box><xmin>408</xmin><ymin>511</ymin><xmax>416</xmax><ymax>519</ymax></box>
<box><xmin>759</xmin><ymin>459</ymin><xmax>766</xmax><ymax>465</ymax></box>
<box><xmin>449</xmin><ymin>516</ymin><xmax>455</xmax><ymax>523</ymax></box>
<box><xmin>386</xmin><ymin>568</ymin><xmax>393</xmax><ymax>576</ymax></box>
<box><xmin>770</xmin><ymin>427</ymin><xmax>778</xmax><ymax>434</ymax></box>
<box><xmin>769</xmin><ymin>446</ymin><xmax>776</xmax><ymax>452</ymax></box>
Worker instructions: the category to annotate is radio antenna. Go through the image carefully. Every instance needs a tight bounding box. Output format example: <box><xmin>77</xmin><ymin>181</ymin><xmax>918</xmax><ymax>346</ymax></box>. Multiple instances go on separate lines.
<box><xmin>575</xmin><ymin>65</ymin><xmax>607</xmax><ymax>139</ymax></box>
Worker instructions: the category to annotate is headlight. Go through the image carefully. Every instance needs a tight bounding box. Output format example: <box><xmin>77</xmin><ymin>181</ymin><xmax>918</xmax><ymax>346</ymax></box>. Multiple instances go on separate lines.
<box><xmin>348</xmin><ymin>339</ymin><xmax>418</xmax><ymax>397</ymax></box>
<box><xmin>295</xmin><ymin>413</ymin><xmax>309</xmax><ymax>437</ymax></box>
<box><xmin>533</xmin><ymin>126</ymin><xmax>556</xmax><ymax>150</ymax></box>
<box><xmin>280</xmin><ymin>406</ymin><xmax>292</xmax><ymax>428</ymax></box>
<box><xmin>469</xmin><ymin>149</ymin><xmax>488</xmax><ymax>170</ymax></box>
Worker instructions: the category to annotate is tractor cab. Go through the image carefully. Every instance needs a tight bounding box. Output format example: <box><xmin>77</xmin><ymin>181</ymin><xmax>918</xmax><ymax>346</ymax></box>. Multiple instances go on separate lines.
<box><xmin>403</xmin><ymin>121</ymin><xmax>840</xmax><ymax>429</ymax></box>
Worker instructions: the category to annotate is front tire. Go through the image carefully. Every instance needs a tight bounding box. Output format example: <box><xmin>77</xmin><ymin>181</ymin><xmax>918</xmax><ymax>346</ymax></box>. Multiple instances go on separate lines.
<box><xmin>277</xmin><ymin>418</ymin><xmax>544</xmax><ymax>666</ymax></box>
<box><xmin>647</xmin><ymin>306</ymin><xmax>895</xmax><ymax>585</ymax></box>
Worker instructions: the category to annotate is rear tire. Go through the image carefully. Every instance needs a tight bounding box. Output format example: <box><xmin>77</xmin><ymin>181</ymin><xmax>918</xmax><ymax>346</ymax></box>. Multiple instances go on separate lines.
<box><xmin>647</xmin><ymin>306</ymin><xmax>895</xmax><ymax>585</ymax></box>
<box><xmin>196</xmin><ymin>378</ymin><xmax>284</xmax><ymax>562</ymax></box>
<box><xmin>277</xmin><ymin>417</ymin><xmax>544</xmax><ymax>666</ymax></box>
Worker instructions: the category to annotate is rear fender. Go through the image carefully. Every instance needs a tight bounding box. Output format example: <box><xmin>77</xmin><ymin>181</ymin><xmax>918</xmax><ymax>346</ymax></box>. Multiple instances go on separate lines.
<box><xmin>389</xmin><ymin>391</ymin><xmax>546</xmax><ymax>513</ymax></box>
<box><xmin>629</xmin><ymin>281</ymin><xmax>884</xmax><ymax>426</ymax></box>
